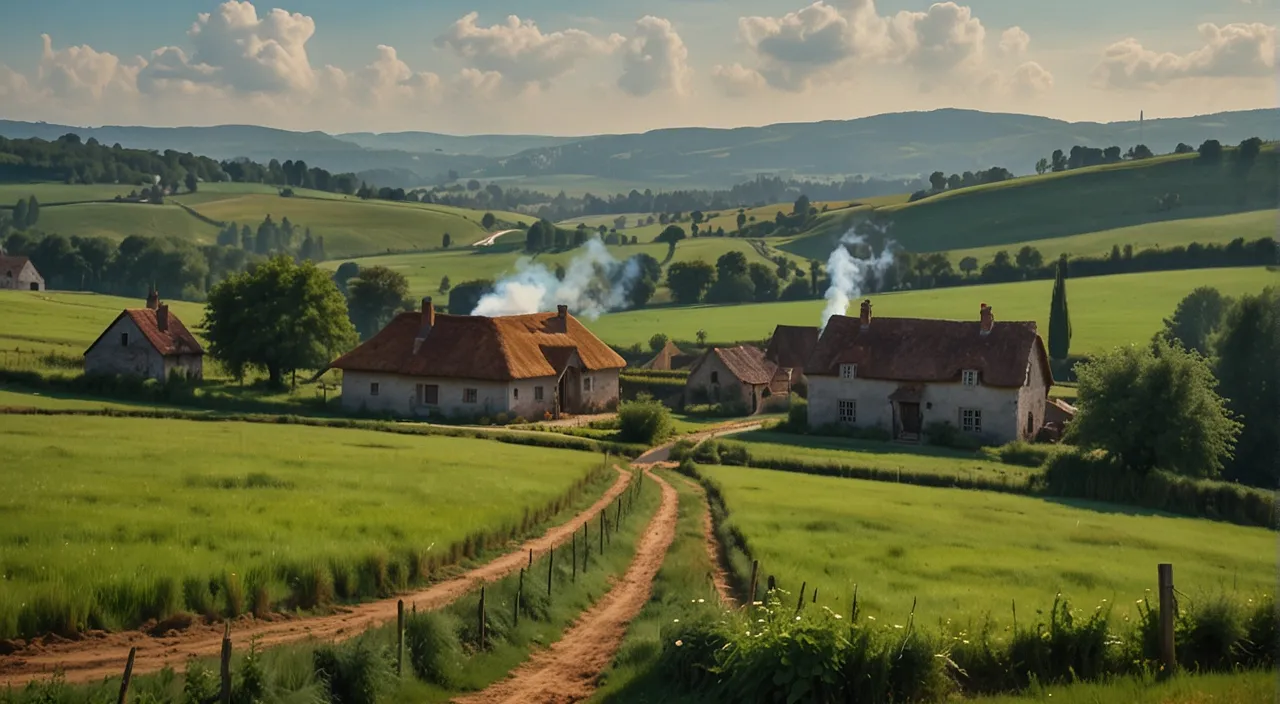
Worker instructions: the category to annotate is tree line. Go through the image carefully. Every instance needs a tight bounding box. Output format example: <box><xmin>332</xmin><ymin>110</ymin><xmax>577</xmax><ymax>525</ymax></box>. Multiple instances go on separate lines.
<box><xmin>213</xmin><ymin>216</ymin><xmax>328</xmax><ymax>261</ymax></box>
<box><xmin>909</xmin><ymin>167</ymin><xmax>1015</xmax><ymax>202</ymax></box>
<box><xmin>1034</xmin><ymin>137</ymin><xmax>1263</xmax><ymax>175</ymax></box>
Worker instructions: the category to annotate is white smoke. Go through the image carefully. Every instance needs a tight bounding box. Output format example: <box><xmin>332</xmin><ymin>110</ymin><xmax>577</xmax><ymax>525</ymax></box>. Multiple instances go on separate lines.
<box><xmin>819</xmin><ymin>228</ymin><xmax>896</xmax><ymax>330</ymax></box>
<box><xmin>471</xmin><ymin>237</ymin><xmax>643</xmax><ymax>320</ymax></box>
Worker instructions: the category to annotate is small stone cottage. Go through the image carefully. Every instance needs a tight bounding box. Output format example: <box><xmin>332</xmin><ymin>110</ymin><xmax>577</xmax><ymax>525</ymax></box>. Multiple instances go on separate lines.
<box><xmin>0</xmin><ymin>255</ymin><xmax>44</xmax><ymax>291</ymax></box>
<box><xmin>685</xmin><ymin>345</ymin><xmax>789</xmax><ymax>414</ymax></box>
<box><xmin>84</xmin><ymin>289</ymin><xmax>204</xmax><ymax>382</ymax></box>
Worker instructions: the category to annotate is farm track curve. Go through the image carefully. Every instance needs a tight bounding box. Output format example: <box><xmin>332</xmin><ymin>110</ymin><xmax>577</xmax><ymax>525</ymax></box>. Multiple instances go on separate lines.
<box><xmin>453</xmin><ymin>468</ymin><xmax>680</xmax><ymax>704</ymax></box>
<box><xmin>0</xmin><ymin>467</ymin><xmax>634</xmax><ymax>687</ymax></box>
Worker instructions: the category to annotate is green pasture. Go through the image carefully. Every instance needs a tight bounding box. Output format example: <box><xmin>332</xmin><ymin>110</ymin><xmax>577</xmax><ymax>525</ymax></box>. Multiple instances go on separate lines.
<box><xmin>590</xmin><ymin>266</ymin><xmax>1279</xmax><ymax>349</ymax></box>
<box><xmin>0</xmin><ymin>290</ymin><xmax>206</xmax><ymax>356</ymax></box>
<box><xmin>0</xmin><ymin>414</ymin><xmax>606</xmax><ymax>638</ymax></box>
<box><xmin>0</xmin><ymin>387</ymin><xmax>164</xmax><ymax>410</ymax></box>
<box><xmin>969</xmin><ymin>671</ymin><xmax>1275</xmax><ymax>703</ymax></box>
<box><xmin>701</xmin><ymin>464</ymin><xmax>1275</xmax><ymax>627</ymax></box>
<box><xmin>946</xmin><ymin>209</ymin><xmax>1279</xmax><ymax>263</ymax></box>
<box><xmin>0</xmin><ymin>183</ymin><xmax>138</xmax><ymax>205</ymax></box>
<box><xmin>35</xmin><ymin>202</ymin><xmax>220</xmax><ymax>242</ymax></box>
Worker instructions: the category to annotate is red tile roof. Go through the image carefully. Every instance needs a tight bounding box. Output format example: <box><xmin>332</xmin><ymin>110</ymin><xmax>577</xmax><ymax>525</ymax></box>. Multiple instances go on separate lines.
<box><xmin>0</xmin><ymin>255</ymin><xmax>33</xmax><ymax>276</ymax></box>
<box><xmin>809</xmin><ymin>314</ymin><xmax>1052</xmax><ymax>388</ymax></box>
<box><xmin>765</xmin><ymin>325</ymin><xmax>819</xmax><ymax>371</ymax></box>
<box><xmin>329</xmin><ymin>310</ymin><xmax>626</xmax><ymax>381</ymax></box>
<box><xmin>85</xmin><ymin>308</ymin><xmax>204</xmax><ymax>357</ymax></box>
<box><xmin>692</xmin><ymin>345</ymin><xmax>779</xmax><ymax>385</ymax></box>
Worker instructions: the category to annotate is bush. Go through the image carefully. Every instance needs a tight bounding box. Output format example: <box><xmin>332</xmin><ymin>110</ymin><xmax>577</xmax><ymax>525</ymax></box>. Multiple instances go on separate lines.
<box><xmin>405</xmin><ymin>611</ymin><xmax>464</xmax><ymax>687</ymax></box>
<box><xmin>924</xmin><ymin>421</ymin><xmax>982</xmax><ymax>450</ymax></box>
<box><xmin>617</xmin><ymin>394</ymin><xmax>674</xmax><ymax>445</ymax></box>
<box><xmin>784</xmin><ymin>397</ymin><xmax>808</xmax><ymax>432</ymax></box>
<box><xmin>981</xmin><ymin>440</ymin><xmax>1052</xmax><ymax>468</ymax></box>
<box><xmin>312</xmin><ymin>639</ymin><xmax>393</xmax><ymax>704</ymax></box>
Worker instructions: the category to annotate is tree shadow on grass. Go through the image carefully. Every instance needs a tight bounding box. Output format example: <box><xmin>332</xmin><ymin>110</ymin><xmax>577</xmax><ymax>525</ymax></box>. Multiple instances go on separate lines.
<box><xmin>731</xmin><ymin>430</ymin><xmax>978</xmax><ymax>461</ymax></box>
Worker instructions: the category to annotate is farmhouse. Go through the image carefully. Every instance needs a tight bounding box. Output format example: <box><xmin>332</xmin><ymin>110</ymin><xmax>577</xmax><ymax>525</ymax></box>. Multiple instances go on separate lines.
<box><xmin>640</xmin><ymin>339</ymin><xmax>696</xmax><ymax>371</ymax></box>
<box><xmin>765</xmin><ymin>325</ymin><xmax>819</xmax><ymax>396</ymax></box>
<box><xmin>84</xmin><ymin>288</ymin><xmax>204</xmax><ymax>382</ymax></box>
<box><xmin>686</xmin><ymin>345</ymin><xmax>789</xmax><ymax>414</ymax></box>
<box><xmin>329</xmin><ymin>298</ymin><xmax>626</xmax><ymax>419</ymax></box>
<box><xmin>0</xmin><ymin>255</ymin><xmax>44</xmax><ymax>291</ymax></box>
<box><xmin>806</xmin><ymin>301</ymin><xmax>1052</xmax><ymax>444</ymax></box>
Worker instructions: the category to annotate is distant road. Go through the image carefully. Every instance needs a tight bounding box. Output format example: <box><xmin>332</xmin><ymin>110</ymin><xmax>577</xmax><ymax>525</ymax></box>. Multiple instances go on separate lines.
<box><xmin>473</xmin><ymin>229</ymin><xmax>519</xmax><ymax>247</ymax></box>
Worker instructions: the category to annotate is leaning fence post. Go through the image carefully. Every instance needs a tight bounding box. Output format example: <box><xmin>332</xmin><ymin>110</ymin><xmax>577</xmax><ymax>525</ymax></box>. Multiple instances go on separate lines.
<box><xmin>572</xmin><ymin>532</ymin><xmax>578</xmax><ymax>582</ymax></box>
<box><xmin>396</xmin><ymin>599</ymin><xmax>405</xmax><ymax>677</ymax></box>
<box><xmin>796</xmin><ymin>582</ymin><xmax>807</xmax><ymax>613</ymax></box>
<box><xmin>599</xmin><ymin>511</ymin><xmax>605</xmax><ymax>552</ymax></box>
<box><xmin>117</xmin><ymin>646</ymin><xmax>137</xmax><ymax>704</ymax></box>
<box><xmin>747</xmin><ymin>560</ymin><xmax>759</xmax><ymax>607</ymax></box>
<box><xmin>515</xmin><ymin>568</ymin><xmax>524</xmax><ymax>627</ymax></box>
<box><xmin>548</xmin><ymin>547</ymin><xmax>554</xmax><ymax>596</ymax></box>
<box><xmin>812</xmin><ymin>587</ymin><xmax>819</xmax><ymax>604</ymax></box>
<box><xmin>219</xmin><ymin>623</ymin><xmax>232</xmax><ymax>704</ymax></box>
<box><xmin>615</xmin><ymin>497</ymin><xmax>622</xmax><ymax>530</ymax></box>
<box><xmin>1158</xmin><ymin>563</ymin><xmax>1176</xmax><ymax>673</ymax></box>
<box><xmin>479</xmin><ymin>587</ymin><xmax>487</xmax><ymax>650</ymax></box>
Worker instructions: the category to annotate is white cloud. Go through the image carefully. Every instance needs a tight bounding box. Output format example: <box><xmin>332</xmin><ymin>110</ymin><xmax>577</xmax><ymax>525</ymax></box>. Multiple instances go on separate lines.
<box><xmin>37</xmin><ymin>34</ymin><xmax>142</xmax><ymax>103</ymax></box>
<box><xmin>999</xmin><ymin>26</ymin><xmax>1030</xmax><ymax>57</ymax></box>
<box><xmin>186</xmin><ymin>0</ymin><xmax>318</xmax><ymax>93</ymax></box>
<box><xmin>435</xmin><ymin>12</ymin><xmax>624</xmax><ymax>88</ymax></box>
<box><xmin>618</xmin><ymin>16</ymin><xmax>692</xmax><ymax>97</ymax></box>
<box><xmin>1097</xmin><ymin>22</ymin><xmax>1276</xmax><ymax>88</ymax></box>
<box><xmin>710</xmin><ymin>63</ymin><xmax>768</xmax><ymax>97</ymax></box>
<box><xmin>738</xmin><ymin>2</ymin><xmax>857</xmax><ymax>91</ymax></box>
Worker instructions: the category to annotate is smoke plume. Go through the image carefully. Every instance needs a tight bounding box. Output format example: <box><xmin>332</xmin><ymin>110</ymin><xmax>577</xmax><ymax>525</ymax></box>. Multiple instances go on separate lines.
<box><xmin>471</xmin><ymin>237</ymin><xmax>642</xmax><ymax>319</ymax></box>
<box><xmin>820</xmin><ymin>229</ymin><xmax>896</xmax><ymax>330</ymax></box>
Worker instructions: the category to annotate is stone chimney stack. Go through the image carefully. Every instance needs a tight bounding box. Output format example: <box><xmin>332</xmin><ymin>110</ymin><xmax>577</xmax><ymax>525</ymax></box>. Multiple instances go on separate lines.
<box><xmin>156</xmin><ymin>303</ymin><xmax>169</xmax><ymax>333</ymax></box>
<box><xmin>859</xmin><ymin>299</ymin><xmax>872</xmax><ymax>329</ymax></box>
<box><xmin>557</xmin><ymin>304</ymin><xmax>568</xmax><ymax>320</ymax></box>
<box><xmin>980</xmin><ymin>303</ymin><xmax>994</xmax><ymax>335</ymax></box>
<box><xmin>146</xmin><ymin>286</ymin><xmax>159</xmax><ymax>310</ymax></box>
<box><xmin>414</xmin><ymin>297</ymin><xmax>435</xmax><ymax>353</ymax></box>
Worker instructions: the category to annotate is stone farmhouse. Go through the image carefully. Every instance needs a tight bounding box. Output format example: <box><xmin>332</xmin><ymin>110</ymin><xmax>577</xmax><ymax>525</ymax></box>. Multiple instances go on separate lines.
<box><xmin>686</xmin><ymin>345</ymin><xmax>789</xmax><ymax>414</ymax></box>
<box><xmin>84</xmin><ymin>288</ymin><xmax>204</xmax><ymax>382</ymax></box>
<box><xmin>806</xmin><ymin>301</ymin><xmax>1052</xmax><ymax>444</ymax></box>
<box><xmin>0</xmin><ymin>255</ymin><xmax>44</xmax><ymax>291</ymax></box>
<box><xmin>329</xmin><ymin>298</ymin><xmax>626</xmax><ymax>419</ymax></box>
<box><xmin>764</xmin><ymin>325</ymin><xmax>819</xmax><ymax>396</ymax></box>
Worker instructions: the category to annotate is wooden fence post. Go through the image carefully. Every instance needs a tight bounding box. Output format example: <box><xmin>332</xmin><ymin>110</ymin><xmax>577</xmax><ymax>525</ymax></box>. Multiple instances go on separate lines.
<box><xmin>572</xmin><ymin>532</ymin><xmax>578</xmax><ymax>582</ymax></box>
<box><xmin>599</xmin><ymin>511</ymin><xmax>605</xmax><ymax>552</ymax></box>
<box><xmin>515</xmin><ymin>568</ymin><xmax>524</xmax><ymax>627</ymax></box>
<box><xmin>117</xmin><ymin>646</ymin><xmax>136</xmax><ymax>704</ymax></box>
<box><xmin>796</xmin><ymin>582</ymin><xmax>807</xmax><ymax>613</ymax></box>
<box><xmin>396</xmin><ymin>599</ymin><xmax>405</xmax><ymax>677</ymax></box>
<box><xmin>219</xmin><ymin>623</ymin><xmax>232</xmax><ymax>704</ymax></box>
<box><xmin>851</xmin><ymin>585</ymin><xmax>859</xmax><ymax>622</ymax></box>
<box><xmin>583</xmin><ymin>522</ymin><xmax>590</xmax><ymax>573</ymax></box>
<box><xmin>747</xmin><ymin>560</ymin><xmax>759</xmax><ymax>606</ymax></box>
<box><xmin>478</xmin><ymin>587</ymin><xmax>487</xmax><ymax>650</ymax></box>
<box><xmin>812</xmin><ymin>587</ymin><xmax>819</xmax><ymax>604</ymax></box>
<box><xmin>615</xmin><ymin>497</ymin><xmax>622</xmax><ymax>530</ymax></box>
<box><xmin>1158</xmin><ymin>563</ymin><xmax>1176</xmax><ymax>673</ymax></box>
<box><xmin>548</xmin><ymin>547</ymin><xmax>554</xmax><ymax>596</ymax></box>
<box><xmin>528</xmin><ymin>549</ymin><xmax>533</xmax><ymax>569</ymax></box>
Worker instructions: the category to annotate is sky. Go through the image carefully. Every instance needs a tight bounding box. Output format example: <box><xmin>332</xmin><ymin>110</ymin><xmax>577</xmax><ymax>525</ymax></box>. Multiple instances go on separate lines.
<box><xmin>0</xmin><ymin>0</ymin><xmax>1274</xmax><ymax>135</ymax></box>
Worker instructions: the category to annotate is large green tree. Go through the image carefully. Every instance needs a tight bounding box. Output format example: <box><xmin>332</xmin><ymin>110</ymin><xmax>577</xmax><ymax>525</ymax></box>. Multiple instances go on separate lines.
<box><xmin>203</xmin><ymin>257</ymin><xmax>358</xmax><ymax>387</ymax></box>
<box><xmin>748</xmin><ymin>262</ymin><xmax>780</xmax><ymax>302</ymax></box>
<box><xmin>1048</xmin><ymin>255</ymin><xmax>1071</xmax><ymax>360</ymax></box>
<box><xmin>1159</xmin><ymin>287</ymin><xmax>1231</xmax><ymax>356</ymax></box>
<box><xmin>347</xmin><ymin>266</ymin><xmax>411</xmax><ymax>339</ymax></box>
<box><xmin>666</xmin><ymin>261</ymin><xmax>715</xmax><ymax>304</ymax></box>
<box><xmin>1070</xmin><ymin>339</ymin><xmax>1239</xmax><ymax>478</ymax></box>
<box><xmin>1213</xmin><ymin>288</ymin><xmax>1279</xmax><ymax>487</ymax></box>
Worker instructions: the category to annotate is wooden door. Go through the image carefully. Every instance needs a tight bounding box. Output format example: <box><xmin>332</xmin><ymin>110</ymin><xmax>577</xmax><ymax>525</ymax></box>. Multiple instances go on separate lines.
<box><xmin>900</xmin><ymin>402</ymin><xmax>921</xmax><ymax>434</ymax></box>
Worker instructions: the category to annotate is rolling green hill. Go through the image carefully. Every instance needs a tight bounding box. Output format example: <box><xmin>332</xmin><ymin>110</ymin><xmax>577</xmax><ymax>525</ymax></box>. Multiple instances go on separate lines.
<box><xmin>37</xmin><ymin>202</ymin><xmax>220</xmax><ymax>242</ymax></box>
<box><xmin>0</xmin><ymin>290</ymin><xmax>206</xmax><ymax>356</ymax></box>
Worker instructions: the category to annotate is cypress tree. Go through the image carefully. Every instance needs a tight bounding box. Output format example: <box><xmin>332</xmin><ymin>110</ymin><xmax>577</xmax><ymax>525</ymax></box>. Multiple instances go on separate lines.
<box><xmin>1048</xmin><ymin>254</ymin><xmax>1072</xmax><ymax>360</ymax></box>
<box><xmin>26</xmin><ymin>197</ymin><xmax>39</xmax><ymax>228</ymax></box>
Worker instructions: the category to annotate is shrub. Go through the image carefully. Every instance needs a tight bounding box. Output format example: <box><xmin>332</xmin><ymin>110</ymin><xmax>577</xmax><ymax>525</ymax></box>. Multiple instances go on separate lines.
<box><xmin>924</xmin><ymin>421</ymin><xmax>982</xmax><ymax>450</ymax></box>
<box><xmin>784</xmin><ymin>396</ymin><xmax>808</xmax><ymax>432</ymax></box>
<box><xmin>312</xmin><ymin>639</ymin><xmax>393</xmax><ymax>704</ymax></box>
<box><xmin>982</xmin><ymin>440</ymin><xmax>1052</xmax><ymax>468</ymax></box>
<box><xmin>405</xmin><ymin>612</ymin><xmax>464</xmax><ymax>687</ymax></box>
<box><xmin>617</xmin><ymin>394</ymin><xmax>674</xmax><ymax>445</ymax></box>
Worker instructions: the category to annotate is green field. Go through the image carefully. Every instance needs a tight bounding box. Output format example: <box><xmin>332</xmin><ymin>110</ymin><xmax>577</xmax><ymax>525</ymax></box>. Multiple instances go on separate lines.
<box><xmin>970</xmin><ymin>672</ymin><xmax>1276</xmax><ymax>704</ymax></box>
<box><xmin>701</xmin><ymin>464</ymin><xmax>1275</xmax><ymax>625</ymax></box>
<box><xmin>0</xmin><ymin>183</ymin><xmax>140</xmax><ymax>205</ymax></box>
<box><xmin>35</xmin><ymin>202</ymin><xmax>220</xmax><ymax>242</ymax></box>
<box><xmin>946</xmin><ymin>209</ymin><xmax>1279</xmax><ymax>263</ymax></box>
<box><xmin>0</xmin><ymin>414</ymin><xmax>606</xmax><ymax>638</ymax></box>
<box><xmin>0</xmin><ymin>387</ymin><xmax>165</xmax><ymax>410</ymax></box>
<box><xmin>0</xmin><ymin>290</ymin><xmax>206</xmax><ymax>356</ymax></box>
<box><xmin>589</xmin><ymin>266</ymin><xmax>1279</xmax><ymax>349</ymax></box>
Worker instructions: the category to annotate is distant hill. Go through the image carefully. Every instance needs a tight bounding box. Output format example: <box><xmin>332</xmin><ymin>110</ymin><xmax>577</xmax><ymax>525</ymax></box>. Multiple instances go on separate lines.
<box><xmin>3</xmin><ymin>108</ymin><xmax>1276</xmax><ymax>190</ymax></box>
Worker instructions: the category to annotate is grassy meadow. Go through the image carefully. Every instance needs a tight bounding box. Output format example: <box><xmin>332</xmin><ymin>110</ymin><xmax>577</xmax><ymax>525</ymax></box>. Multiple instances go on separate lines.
<box><xmin>968</xmin><ymin>671</ymin><xmax>1276</xmax><ymax>704</ymax></box>
<box><xmin>36</xmin><ymin>202</ymin><xmax>221</xmax><ymax>242</ymax></box>
<box><xmin>946</xmin><ymin>208</ymin><xmax>1279</xmax><ymax>263</ymax></box>
<box><xmin>700</xmin><ymin>464</ymin><xmax>1276</xmax><ymax>627</ymax></box>
<box><xmin>0</xmin><ymin>414</ymin><xmax>609</xmax><ymax>639</ymax></box>
<box><xmin>0</xmin><ymin>290</ymin><xmax>206</xmax><ymax>356</ymax></box>
<box><xmin>590</xmin><ymin>266</ymin><xmax>1279</xmax><ymax>348</ymax></box>
<box><xmin>0</xmin><ymin>183</ymin><xmax>140</xmax><ymax>205</ymax></box>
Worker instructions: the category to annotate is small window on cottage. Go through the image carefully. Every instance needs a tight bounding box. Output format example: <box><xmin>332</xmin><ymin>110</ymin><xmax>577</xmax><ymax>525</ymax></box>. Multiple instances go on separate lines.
<box><xmin>464</xmin><ymin>388</ymin><xmax>478</xmax><ymax>404</ymax></box>
<box><xmin>534</xmin><ymin>386</ymin><xmax>544</xmax><ymax>401</ymax></box>
<box><xmin>710</xmin><ymin>371</ymin><xmax>719</xmax><ymax>384</ymax></box>
<box><xmin>370</xmin><ymin>382</ymin><xmax>380</xmax><ymax>397</ymax></box>
<box><xmin>424</xmin><ymin>385</ymin><xmax>439</xmax><ymax>405</ymax></box>
<box><xmin>961</xmin><ymin>408</ymin><xmax>982</xmax><ymax>434</ymax></box>
<box><xmin>840</xmin><ymin>364</ymin><xmax>857</xmax><ymax>380</ymax></box>
<box><xmin>962</xmin><ymin>370</ymin><xmax>979</xmax><ymax>387</ymax></box>
<box><xmin>120</xmin><ymin>332</ymin><xmax>129</xmax><ymax>346</ymax></box>
<box><xmin>513</xmin><ymin>388</ymin><xmax>519</xmax><ymax>400</ymax></box>
<box><xmin>583</xmin><ymin>377</ymin><xmax>593</xmax><ymax>392</ymax></box>
<box><xmin>838</xmin><ymin>400</ymin><xmax>857</xmax><ymax>423</ymax></box>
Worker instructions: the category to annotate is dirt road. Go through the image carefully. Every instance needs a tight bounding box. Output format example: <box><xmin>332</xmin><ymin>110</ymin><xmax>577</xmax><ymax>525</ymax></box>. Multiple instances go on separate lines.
<box><xmin>473</xmin><ymin>229</ymin><xmax>519</xmax><ymax>247</ymax></box>
<box><xmin>454</xmin><ymin>469</ymin><xmax>679</xmax><ymax>704</ymax></box>
<box><xmin>0</xmin><ymin>468</ymin><xmax>633</xmax><ymax>687</ymax></box>
<box><xmin>672</xmin><ymin>474</ymin><xmax>737</xmax><ymax>607</ymax></box>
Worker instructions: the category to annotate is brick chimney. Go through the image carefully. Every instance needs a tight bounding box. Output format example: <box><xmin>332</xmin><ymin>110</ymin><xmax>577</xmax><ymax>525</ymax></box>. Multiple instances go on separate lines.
<box><xmin>557</xmin><ymin>304</ymin><xmax>568</xmax><ymax>320</ymax></box>
<box><xmin>414</xmin><ymin>297</ymin><xmax>435</xmax><ymax>353</ymax></box>
<box><xmin>980</xmin><ymin>303</ymin><xmax>994</xmax><ymax>335</ymax></box>
<box><xmin>859</xmin><ymin>299</ymin><xmax>872</xmax><ymax>329</ymax></box>
<box><xmin>146</xmin><ymin>286</ymin><xmax>159</xmax><ymax>310</ymax></box>
<box><xmin>156</xmin><ymin>303</ymin><xmax>169</xmax><ymax>333</ymax></box>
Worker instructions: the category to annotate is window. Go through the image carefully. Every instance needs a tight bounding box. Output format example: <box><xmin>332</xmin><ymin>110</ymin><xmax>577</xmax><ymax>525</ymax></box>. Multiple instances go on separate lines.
<box><xmin>583</xmin><ymin>377</ymin><xmax>593</xmax><ymax>392</ymax></box>
<box><xmin>840</xmin><ymin>364</ymin><xmax>857</xmax><ymax>380</ymax></box>
<box><xmin>120</xmin><ymin>332</ymin><xmax>129</xmax><ymax>346</ymax></box>
<box><xmin>534</xmin><ymin>386</ymin><xmax>544</xmax><ymax>401</ymax></box>
<box><xmin>513</xmin><ymin>388</ymin><xmax>519</xmax><ymax>400</ymax></box>
<box><xmin>463</xmin><ymin>388</ymin><xmax>478</xmax><ymax>404</ymax></box>
<box><xmin>369</xmin><ymin>382</ymin><xmax>380</xmax><ymax>397</ymax></box>
<box><xmin>962</xmin><ymin>369</ymin><xmax>979</xmax><ymax>387</ymax></box>
<box><xmin>961</xmin><ymin>408</ymin><xmax>982</xmax><ymax>434</ymax></box>
<box><xmin>710</xmin><ymin>371</ymin><xmax>719</xmax><ymax>384</ymax></box>
<box><xmin>838</xmin><ymin>399</ymin><xmax>857</xmax><ymax>424</ymax></box>
<box><xmin>424</xmin><ymin>385</ymin><xmax>439</xmax><ymax>405</ymax></box>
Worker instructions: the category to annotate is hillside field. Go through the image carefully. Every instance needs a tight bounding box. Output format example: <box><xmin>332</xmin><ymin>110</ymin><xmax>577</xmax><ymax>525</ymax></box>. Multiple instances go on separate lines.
<box><xmin>0</xmin><ymin>290</ymin><xmax>206</xmax><ymax>356</ymax></box>
<box><xmin>589</xmin><ymin>266</ymin><xmax>1279</xmax><ymax>349</ymax></box>
<box><xmin>36</xmin><ymin>202</ymin><xmax>220</xmax><ymax>242</ymax></box>
<box><xmin>702</xmin><ymin>464</ymin><xmax>1276</xmax><ymax>625</ymax></box>
<box><xmin>0</xmin><ymin>183</ymin><xmax>139</xmax><ymax>205</ymax></box>
<box><xmin>0</xmin><ymin>414</ymin><xmax>606</xmax><ymax>639</ymax></box>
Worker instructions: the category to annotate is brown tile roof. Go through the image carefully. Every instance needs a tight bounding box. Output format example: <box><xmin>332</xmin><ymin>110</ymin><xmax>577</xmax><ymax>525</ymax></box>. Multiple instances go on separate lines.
<box><xmin>765</xmin><ymin>325</ymin><xmax>819</xmax><ymax>371</ymax></box>
<box><xmin>329</xmin><ymin>310</ymin><xmax>626</xmax><ymax>381</ymax></box>
<box><xmin>0</xmin><ymin>255</ymin><xmax>33</xmax><ymax>276</ymax></box>
<box><xmin>85</xmin><ymin>308</ymin><xmax>204</xmax><ymax>357</ymax></box>
<box><xmin>641</xmin><ymin>340</ymin><xmax>686</xmax><ymax>370</ymax></box>
<box><xmin>809</xmin><ymin>314</ymin><xmax>1052</xmax><ymax>388</ymax></box>
<box><xmin>692</xmin><ymin>345</ymin><xmax>779</xmax><ymax>385</ymax></box>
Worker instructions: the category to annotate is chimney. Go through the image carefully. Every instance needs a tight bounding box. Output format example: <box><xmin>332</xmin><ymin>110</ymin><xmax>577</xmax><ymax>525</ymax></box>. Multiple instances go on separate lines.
<box><xmin>557</xmin><ymin>304</ymin><xmax>568</xmax><ymax>320</ymax></box>
<box><xmin>859</xmin><ymin>299</ymin><xmax>872</xmax><ymax>329</ymax></box>
<box><xmin>980</xmin><ymin>303</ymin><xmax>994</xmax><ymax>335</ymax></box>
<box><xmin>146</xmin><ymin>286</ymin><xmax>159</xmax><ymax>310</ymax></box>
<box><xmin>414</xmin><ymin>297</ymin><xmax>435</xmax><ymax>353</ymax></box>
<box><xmin>156</xmin><ymin>303</ymin><xmax>169</xmax><ymax>333</ymax></box>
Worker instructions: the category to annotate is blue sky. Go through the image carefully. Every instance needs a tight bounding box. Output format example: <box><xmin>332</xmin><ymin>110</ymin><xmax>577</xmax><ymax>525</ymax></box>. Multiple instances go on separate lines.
<box><xmin>0</xmin><ymin>1</ymin><xmax>1274</xmax><ymax>134</ymax></box>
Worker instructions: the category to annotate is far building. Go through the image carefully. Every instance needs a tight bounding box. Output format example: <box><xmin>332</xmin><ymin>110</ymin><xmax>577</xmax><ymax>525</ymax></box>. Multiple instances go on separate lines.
<box><xmin>764</xmin><ymin>324</ymin><xmax>819</xmax><ymax>397</ymax></box>
<box><xmin>84</xmin><ymin>288</ymin><xmax>205</xmax><ymax>382</ymax></box>
<box><xmin>0</xmin><ymin>255</ymin><xmax>45</xmax><ymax>291</ymax></box>
<box><xmin>328</xmin><ymin>298</ymin><xmax>626</xmax><ymax>419</ymax></box>
<box><xmin>640</xmin><ymin>339</ymin><xmax>697</xmax><ymax>371</ymax></box>
<box><xmin>685</xmin><ymin>345</ymin><xmax>790</xmax><ymax>414</ymax></box>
